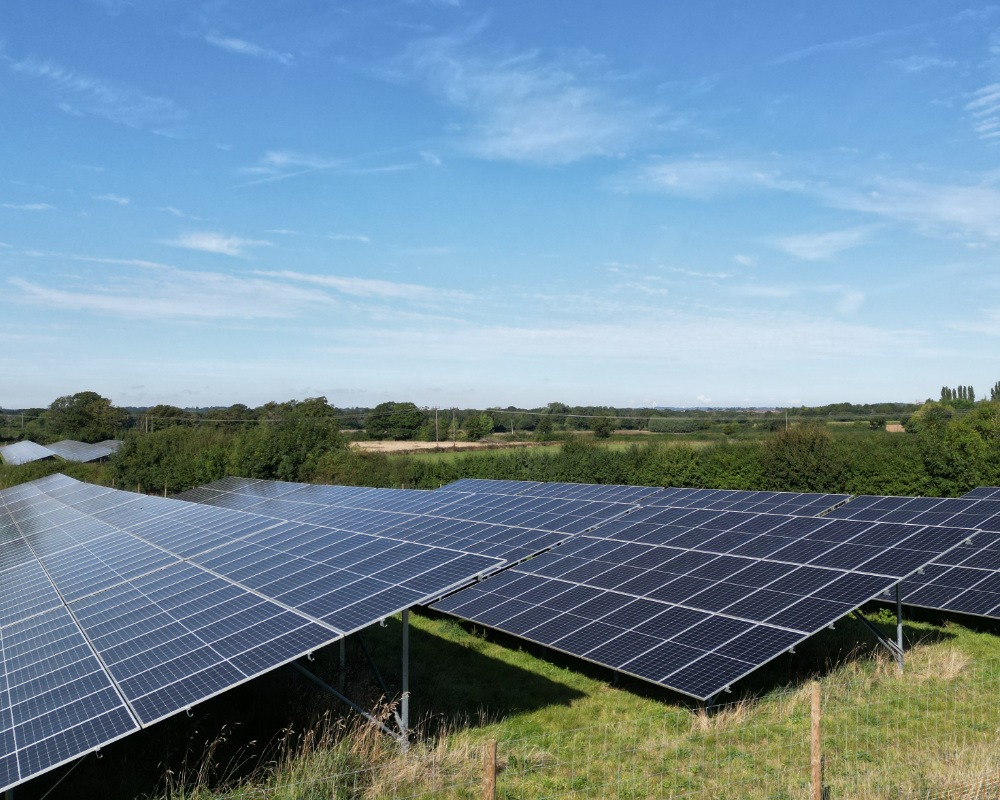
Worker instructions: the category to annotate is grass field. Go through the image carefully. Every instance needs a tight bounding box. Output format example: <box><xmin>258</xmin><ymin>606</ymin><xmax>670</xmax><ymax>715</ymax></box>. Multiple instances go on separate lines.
<box><xmin>29</xmin><ymin>604</ymin><xmax>1000</xmax><ymax>800</ymax></box>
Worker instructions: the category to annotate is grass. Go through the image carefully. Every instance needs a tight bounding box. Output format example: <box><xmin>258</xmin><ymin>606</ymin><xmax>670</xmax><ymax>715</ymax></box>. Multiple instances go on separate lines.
<box><xmin>33</xmin><ymin>607</ymin><xmax>1000</xmax><ymax>800</ymax></box>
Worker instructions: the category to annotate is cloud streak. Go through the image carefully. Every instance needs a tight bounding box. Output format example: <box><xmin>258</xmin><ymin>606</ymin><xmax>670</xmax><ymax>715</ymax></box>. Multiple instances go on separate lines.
<box><xmin>2</xmin><ymin>203</ymin><xmax>54</xmax><ymax>211</ymax></box>
<box><xmin>164</xmin><ymin>231</ymin><xmax>273</xmax><ymax>256</ymax></box>
<box><xmin>205</xmin><ymin>34</ymin><xmax>294</xmax><ymax>66</ymax></box>
<box><xmin>9</xmin><ymin>268</ymin><xmax>331</xmax><ymax>320</ymax></box>
<box><xmin>398</xmin><ymin>29</ymin><xmax>657</xmax><ymax>164</ymax></box>
<box><xmin>257</xmin><ymin>269</ymin><xmax>472</xmax><ymax>304</ymax></box>
<box><xmin>770</xmin><ymin>226</ymin><xmax>878</xmax><ymax>260</ymax></box>
<box><xmin>9</xmin><ymin>57</ymin><xmax>187</xmax><ymax>134</ymax></box>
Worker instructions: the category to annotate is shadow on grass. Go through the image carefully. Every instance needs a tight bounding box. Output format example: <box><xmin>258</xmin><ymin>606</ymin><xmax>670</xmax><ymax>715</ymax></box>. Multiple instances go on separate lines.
<box><xmin>420</xmin><ymin>602</ymin><xmax>959</xmax><ymax>715</ymax></box>
<box><xmin>20</xmin><ymin>614</ymin><xmax>584</xmax><ymax>800</ymax></box>
<box><xmin>334</xmin><ymin>613</ymin><xmax>587</xmax><ymax>736</ymax></box>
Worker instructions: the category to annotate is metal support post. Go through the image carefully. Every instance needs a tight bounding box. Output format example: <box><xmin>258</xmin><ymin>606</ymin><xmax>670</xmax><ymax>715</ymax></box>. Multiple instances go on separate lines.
<box><xmin>895</xmin><ymin>583</ymin><xmax>904</xmax><ymax>655</ymax></box>
<box><xmin>357</xmin><ymin>633</ymin><xmax>406</xmax><ymax>732</ymax></box>
<box><xmin>852</xmin><ymin>609</ymin><xmax>904</xmax><ymax>672</ymax></box>
<box><xmin>401</xmin><ymin>609</ymin><xmax>410</xmax><ymax>751</ymax></box>
<box><xmin>291</xmin><ymin>662</ymin><xmax>404</xmax><ymax>744</ymax></box>
<box><xmin>338</xmin><ymin>637</ymin><xmax>347</xmax><ymax>692</ymax></box>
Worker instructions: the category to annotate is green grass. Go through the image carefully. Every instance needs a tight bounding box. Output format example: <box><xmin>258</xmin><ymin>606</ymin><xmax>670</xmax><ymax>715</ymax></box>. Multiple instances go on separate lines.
<box><xmin>71</xmin><ymin>608</ymin><xmax>1000</xmax><ymax>800</ymax></box>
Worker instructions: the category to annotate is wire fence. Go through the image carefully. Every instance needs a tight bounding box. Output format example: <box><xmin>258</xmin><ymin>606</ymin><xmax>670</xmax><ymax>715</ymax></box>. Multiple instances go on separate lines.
<box><xmin>209</xmin><ymin>653</ymin><xmax>1000</xmax><ymax>800</ymax></box>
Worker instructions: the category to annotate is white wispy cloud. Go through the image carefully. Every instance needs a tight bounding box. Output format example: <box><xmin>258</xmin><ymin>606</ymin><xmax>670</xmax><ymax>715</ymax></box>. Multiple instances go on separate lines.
<box><xmin>319</xmin><ymin>311</ymin><xmax>924</xmax><ymax>367</ymax></box>
<box><xmin>204</xmin><ymin>34</ymin><xmax>294</xmax><ymax>66</ymax></box>
<box><xmin>966</xmin><ymin>83</ymin><xmax>1000</xmax><ymax>141</ymax></box>
<box><xmin>617</xmin><ymin>158</ymin><xmax>800</xmax><ymax>198</ymax></box>
<box><xmin>2</xmin><ymin>202</ymin><xmax>55</xmax><ymax>211</ymax></box>
<box><xmin>93</xmin><ymin>193</ymin><xmax>130</xmax><ymax>205</ymax></box>
<box><xmin>397</xmin><ymin>29</ymin><xmax>658</xmax><ymax>164</ymax></box>
<box><xmin>773</xmin><ymin>22</ymin><xmax>927</xmax><ymax>65</ymax></box>
<box><xmin>256</xmin><ymin>269</ymin><xmax>471</xmax><ymax>303</ymax></box>
<box><xmin>827</xmin><ymin>178</ymin><xmax>1000</xmax><ymax>239</ymax></box>
<box><xmin>9</xmin><ymin>268</ymin><xmax>331</xmax><ymax>320</ymax></box>
<box><xmin>329</xmin><ymin>233</ymin><xmax>371</xmax><ymax>243</ymax></box>
<box><xmin>671</xmin><ymin>267</ymin><xmax>732</xmax><ymax>279</ymax></box>
<box><xmin>770</xmin><ymin>225</ymin><xmax>878</xmax><ymax>260</ymax></box>
<box><xmin>9</xmin><ymin>57</ymin><xmax>187</xmax><ymax>134</ymax></box>
<box><xmin>163</xmin><ymin>206</ymin><xmax>203</xmax><ymax>220</ymax></box>
<box><xmin>164</xmin><ymin>231</ymin><xmax>273</xmax><ymax>256</ymax></box>
<box><xmin>893</xmin><ymin>54</ymin><xmax>957</xmax><ymax>73</ymax></box>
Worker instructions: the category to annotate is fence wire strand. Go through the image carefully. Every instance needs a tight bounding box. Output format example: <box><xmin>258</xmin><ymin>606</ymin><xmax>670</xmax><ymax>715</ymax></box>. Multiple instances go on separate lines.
<box><xmin>206</xmin><ymin>654</ymin><xmax>1000</xmax><ymax>800</ymax></box>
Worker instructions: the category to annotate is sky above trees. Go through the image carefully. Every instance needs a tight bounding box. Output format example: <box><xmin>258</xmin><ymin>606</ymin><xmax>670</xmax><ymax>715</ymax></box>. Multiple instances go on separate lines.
<box><xmin>3</xmin><ymin>1</ymin><xmax>999</xmax><ymax>409</ymax></box>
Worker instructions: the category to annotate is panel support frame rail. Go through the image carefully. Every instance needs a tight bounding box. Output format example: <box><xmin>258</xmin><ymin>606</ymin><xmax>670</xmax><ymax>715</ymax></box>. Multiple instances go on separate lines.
<box><xmin>357</xmin><ymin>622</ymin><xmax>410</xmax><ymax>743</ymax></box>
<box><xmin>851</xmin><ymin>584</ymin><xmax>905</xmax><ymax>673</ymax></box>
<box><xmin>290</xmin><ymin>662</ymin><xmax>406</xmax><ymax>746</ymax></box>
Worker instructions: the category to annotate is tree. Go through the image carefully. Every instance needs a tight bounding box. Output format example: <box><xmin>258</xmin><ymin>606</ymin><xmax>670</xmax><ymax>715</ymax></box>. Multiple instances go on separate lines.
<box><xmin>365</xmin><ymin>402</ymin><xmax>425</xmax><ymax>440</ymax></box>
<box><xmin>464</xmin><ymin>413</ymin><xmax>495</xmax><ymax>441</ymax></box>
<box><xmin>759</xmin><ymin>423</ymin><xmax>842</xmax><ymax>492</ymax></box>
<box><xmin>143</xmin><ymin>404</ymin><xmax>196</xmax><ymax>431</ymax></box>
<box><xmin>868</xmin><ymin>416</ymin><xmax>887</xmax><ymax>431</ymax></box>
<box><xmin>536</xmin><ymin>414</ymin><xmax>553</xmax><ymax>441</ymax></box>
<box><xmin>46</xmin><ymin>391</ymin><xmax>128</xmax><ymax>442</ymax></box>
<box><xmin>591</xmin><ymin>416</ymin><xmax>615</xmax><ymax>438</ymax></box>
<box><xmin>228</xmin><ymin>401</ymin><xmax>343</xmax><ymax>482</ymax></box>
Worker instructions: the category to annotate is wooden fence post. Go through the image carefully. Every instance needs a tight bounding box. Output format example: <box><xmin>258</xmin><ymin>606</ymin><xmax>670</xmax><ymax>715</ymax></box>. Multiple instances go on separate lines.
<box><xmin>482</xmin><ymin>739</ymin><xmax>497</xmax><ymax>800</ymax></box>
<box><xmin>811</xmin><ymin>681</ymin><xmax>822</xmax><ymax>800</ymax></box>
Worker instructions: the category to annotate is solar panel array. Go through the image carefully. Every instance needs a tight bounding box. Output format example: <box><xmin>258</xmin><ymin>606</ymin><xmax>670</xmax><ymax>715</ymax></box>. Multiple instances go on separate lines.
<box><xmin>0</xmin><ymin>442</ymin><xmax>58</xmax><ymax>467</ymax></box>
<box><xmin>963</xmin><ymin>487</ymin><xmax>1000</xmax><ymax>500</ymax></box>
<box><xmin>177</xmin><ymin>477</ymin><xmax>634</xmax><ymax>567</ymax></box>
<box><xmin>823</xmin><ymin>493</ymin><xmax>1000</xmax><ymax>618</ymax></box>
<box><xmin>0</xmin><ymin>475</ymin><xmax>502</xmax><ymax>793</ymax></box>
<box><xmin>439</xmin><ymin>479</ymin><xmax>849</xmax><ymax>516</ymax></box>
<box><xmin>44</xmin><ymin>440</ymin><xmax>122</xmax><ymax>463</ymax></box>
<box><xmin>641</xmin><ymin>487</ymin><xmax>851</xmax><ymax>516</ymax></box>
<box><xmin>0</xmin><ymin>440</ymin><xmax>121</xmax><ymax>466</ymax></box>
<box><xmin>10</xmin><ymin>470</ymin><xmax>1000</xmax><ymax>791</ymax></box>
<box><xmin>433</xmin><ymin>502</ymin><xmax>975</xmax><ymax>699</ymax></box>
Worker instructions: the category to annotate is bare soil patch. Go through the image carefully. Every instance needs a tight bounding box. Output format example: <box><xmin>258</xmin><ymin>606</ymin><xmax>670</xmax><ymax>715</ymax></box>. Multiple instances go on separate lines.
<box><xmin>885</xmin><ymin>423</ymin><xmax>905</xmax><ymax>433</ymax></box>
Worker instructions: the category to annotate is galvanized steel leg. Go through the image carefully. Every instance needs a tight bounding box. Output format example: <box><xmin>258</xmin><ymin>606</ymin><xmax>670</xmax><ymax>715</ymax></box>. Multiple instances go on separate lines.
<box><xmin>895</xmin><ymin>583</ymin><xmax>904</xmax><ymax>672</ymax></box>
<box><xmin>401</xmin><ymin>609</ymin><xmax>410</xmax><ymax>751</ymax></box>
<box><xmin>291</xmin><ymin>662</ymin><xmax>404</xmax><ymax>744</ymax></box>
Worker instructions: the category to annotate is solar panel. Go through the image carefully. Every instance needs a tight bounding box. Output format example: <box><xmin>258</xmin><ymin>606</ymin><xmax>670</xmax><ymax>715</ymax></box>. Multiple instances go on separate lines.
<box><xmin>179</xmin><ymin>478</ymin><xmax>634</xmax><ymax>566</ymax></box>
<box><xmin>0</xmin><ymin>442</ymin><xmax>57</xmax><ymax>467</ymax></box>
<box><xmin>962</xmin><ymin>487</ymin><xmax>1000</xmax><ymax>500</ymax></box>
<box><xmin>432</xmin><ymin>504</ymin><xmax>974</xmax><ymax>700</ymax></box>
<box><xmin>441</xmin><ymin>478</ymin><xmax>663</xmax><ymax>504</ymax></box>
<box><xmin>0</xmin><ymin>605</ymin><xmax>140</xmax><ymax>790</ymax></box>
<box><xmin>0</xmin><ymin>476</ymin><xmax>504</xmax><ymax>793</ymax></box>
<box><xmin>44</xmin><ymin>440</ymin><xmax>122</xmax><ymax>463</ymax></box>
<box><xmin>642</xmin><ymin>487</ymin><xmax>851</xmax><ymax>516</ymax></box>
<box><xmin>823</xmin><ymin>493</ymin><xmax>1000</xmax><ymax>619</ymax></box>
<box><xmin>441</xmin><ymin>478</ymin><xmax>544</xmax><ymax>495</ymax></box>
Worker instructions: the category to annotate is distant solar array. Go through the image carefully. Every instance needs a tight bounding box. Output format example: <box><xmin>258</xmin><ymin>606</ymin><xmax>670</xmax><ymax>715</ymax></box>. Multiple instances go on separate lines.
<box><xmin>439</xmin><ymin>479</ymin><xmax>850</xmax><ymax>516</ymax></box>
<box><xmin>177</xmin><ymin>477</ymin><xmax>634</xmax><ymax>566</ymax></box>
<box><xmin>0</xmin><ymin>441</ymin><xmax>58</xmax><ymax>466</ymax></box>
<box><xmin>0</xmin><ymin>475</ymin><xmax>500</xmax><ymax>793</ymax></box>
<box><xmin>0</xmin><ymin>439</ymin><xmax>121</xmax><ymax>466</ymax></box>
<box><xmin>432</xmin><ymin>502</ymin><xmax>974</xmax><ymax>699</ymax></box>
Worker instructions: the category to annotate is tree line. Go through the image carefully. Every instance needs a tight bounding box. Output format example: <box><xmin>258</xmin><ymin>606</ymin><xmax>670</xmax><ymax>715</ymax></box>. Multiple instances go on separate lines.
<box><xmin>7</xmin><ymin>389</ymin><xmax>1000</xmax><ymax>500</ymax></box>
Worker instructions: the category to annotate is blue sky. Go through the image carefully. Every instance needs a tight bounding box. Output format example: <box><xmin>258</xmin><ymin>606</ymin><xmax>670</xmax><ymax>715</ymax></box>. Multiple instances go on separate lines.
<box><xmin>3</xmin><ymin>1</ymin><xmax>999</xmax><ymax>410</ymax></box>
